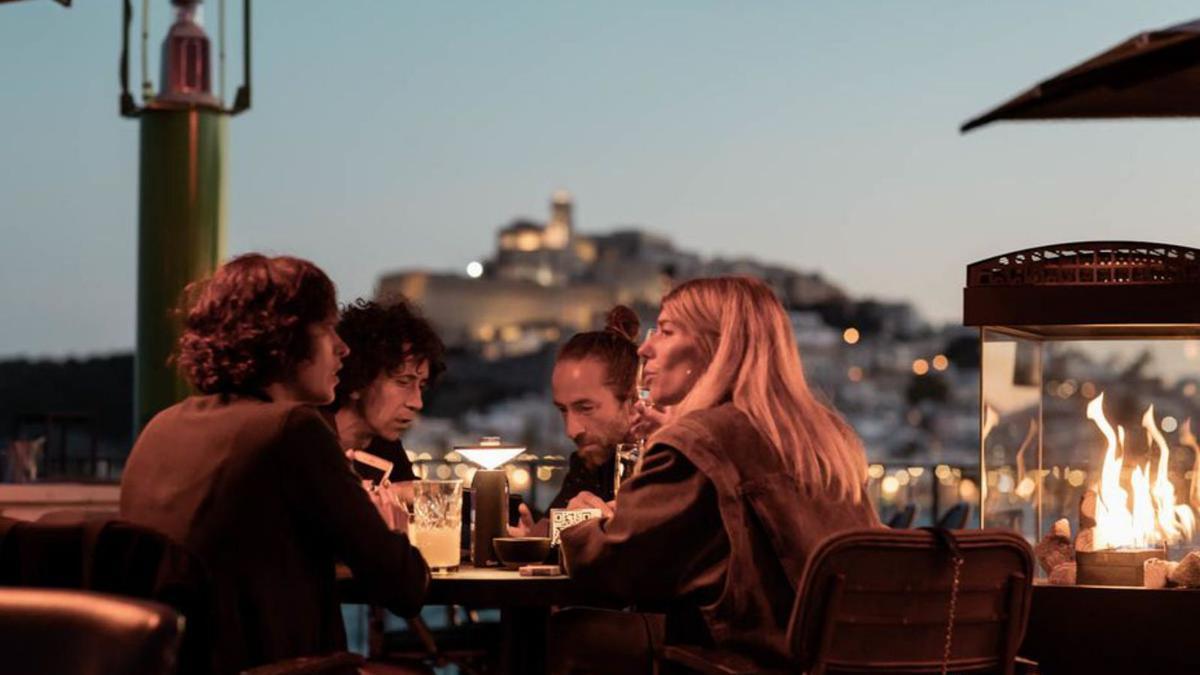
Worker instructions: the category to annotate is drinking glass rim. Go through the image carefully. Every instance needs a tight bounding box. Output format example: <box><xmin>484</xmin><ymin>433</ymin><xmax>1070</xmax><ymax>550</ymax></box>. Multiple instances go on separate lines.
<box><xmin>414</xmin><ymin>478</ymin><xmax>463</xmax><ymax>486</ymax></box>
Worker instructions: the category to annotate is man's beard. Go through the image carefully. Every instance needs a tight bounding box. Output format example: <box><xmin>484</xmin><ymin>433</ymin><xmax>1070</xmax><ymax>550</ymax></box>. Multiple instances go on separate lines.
<box><xmin>574</xmin><ymin>438</ymin><xmax>615</xmax><ymax>469</ymax></box>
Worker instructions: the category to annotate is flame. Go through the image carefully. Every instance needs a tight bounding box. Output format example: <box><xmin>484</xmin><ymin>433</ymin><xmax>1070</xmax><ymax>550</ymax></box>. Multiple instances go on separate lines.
<box><xmin>1089</xmin><ymin>393</ymin><xmax>1131</xmax><ymax>550</ymax></box>
<box><xmin>1089</xmin><ymin>393</ymin><xmax>1196</xmax><ymax>549</ymax></box>
<box><xmin>1179</xmin><ymin>418</ymin><xmax>1200</xmax><ymax>511</ymax></box>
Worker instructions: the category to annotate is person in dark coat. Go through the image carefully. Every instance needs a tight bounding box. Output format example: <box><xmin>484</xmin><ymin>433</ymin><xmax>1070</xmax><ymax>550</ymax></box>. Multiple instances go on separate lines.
<box><xmin>556</xmin><ymin>277</ymin><xmax>880</xmax><ymax>673</ymax></box>
<box><xmin>327</xmin><ymin>297</ymin><xmax>447</xmax><ymax>505</ymax></box>
<box><xmin>121</xmin><ymin>254</ymin><xmax>430</xmax><ymax>674</ymax></box>
<box><xmin>511</xmin><ymin>306</ymin><xmax>641</xmax><ymax>536</ymax></box>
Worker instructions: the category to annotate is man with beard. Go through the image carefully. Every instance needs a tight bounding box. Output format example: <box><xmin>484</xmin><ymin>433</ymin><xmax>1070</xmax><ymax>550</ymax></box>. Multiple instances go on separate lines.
<box><xmin>513</xmin><ymin>306</ymin><xmax>640</xmax><ymax>535</ymax></box>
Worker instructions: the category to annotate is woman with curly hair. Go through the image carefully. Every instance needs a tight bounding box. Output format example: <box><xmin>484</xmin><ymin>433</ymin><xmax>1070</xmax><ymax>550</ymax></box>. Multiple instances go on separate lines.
<box><xmin>556</xmin><ymin>277</ymin><xmax>879</xmax><ymax>673</ymax></box>
<box><xmin>327</xmin><ymin>297</ymin><xmax>446</xmax><ymax>504</ymax></box>
<box><xmin>121</xmin><ymin>253</ymin><xmax>430</xmax><ymax>674</ymax></box>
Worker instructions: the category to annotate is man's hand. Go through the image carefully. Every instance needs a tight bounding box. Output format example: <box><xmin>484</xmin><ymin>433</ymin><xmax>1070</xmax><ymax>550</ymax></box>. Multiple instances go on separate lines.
<box><xmin>508</xmin><ymin>503</ymin><xmax>536</xmax><ymax>537</ymax></box>
<box><xmin>566</xmin><ymin>490</ymin><xmax>615</xmax><ymax>518</ymax></box>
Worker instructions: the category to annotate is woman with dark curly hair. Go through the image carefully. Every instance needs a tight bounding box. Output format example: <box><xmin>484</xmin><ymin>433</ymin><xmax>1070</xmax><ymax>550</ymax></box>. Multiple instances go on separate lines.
<box><xmin>121</xmin><ymin>254</ymin><xmax>430</xmax><ymax>674</ymax></box>
<box><xmin>327</xmin><ymin>297</ymin><xmax>446</xmax><ymax>503</ymax></box>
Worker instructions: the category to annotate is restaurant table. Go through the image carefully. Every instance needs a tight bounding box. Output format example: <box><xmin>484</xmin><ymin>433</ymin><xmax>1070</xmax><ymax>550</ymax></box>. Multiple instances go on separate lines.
<box><xmin>341</xmin><ymin>564</ymin><xmax>589</xmax><ymax>675</ymax></box>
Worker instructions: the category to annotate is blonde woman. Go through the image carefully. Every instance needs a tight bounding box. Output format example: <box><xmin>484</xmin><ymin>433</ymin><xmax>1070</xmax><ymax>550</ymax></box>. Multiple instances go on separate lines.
<box><xmin>557</xmin><ymin>276</ymin><xmax>879</xmax><ymax>673</ymax></box>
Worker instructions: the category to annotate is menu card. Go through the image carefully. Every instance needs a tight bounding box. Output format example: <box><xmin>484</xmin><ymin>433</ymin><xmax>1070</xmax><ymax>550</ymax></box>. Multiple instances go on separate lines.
<box><xmin>549</xmin><ymin>507</ymin><xmax>603</xmax><ymax>547</ymax></box>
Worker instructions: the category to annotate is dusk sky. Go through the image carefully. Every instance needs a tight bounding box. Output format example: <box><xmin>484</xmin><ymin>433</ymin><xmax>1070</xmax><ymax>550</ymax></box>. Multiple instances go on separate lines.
<box><xmin>4</xmin><ymin>1</ymin><xmax>1200</xmax><ymax>358</ymax></box>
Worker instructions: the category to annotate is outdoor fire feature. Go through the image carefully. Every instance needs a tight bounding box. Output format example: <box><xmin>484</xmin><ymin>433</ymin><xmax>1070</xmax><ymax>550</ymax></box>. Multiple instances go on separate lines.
<box><xmin>965</xmin><ymin>242</ymin><xmax>1200</xmax><ymax>586</ymax></box>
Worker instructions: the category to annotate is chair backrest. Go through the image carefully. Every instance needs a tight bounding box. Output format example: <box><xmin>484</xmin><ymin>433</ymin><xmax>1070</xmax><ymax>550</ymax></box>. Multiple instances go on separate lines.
<box><xmin>0</xmin><ymin>587</ymin><xmax>183</xmax><ymax>675</ymax></box>
<box><xmin>886</xmin><ymin>503</ymin><xmax>917</xmax><ymax>529</ymax></box>
<box><xmin>788</xmin><ymin>528</ymin><xmax>1033</xmax><ymax>675</ymax></box>
<box><xmin>936</xmin><ymin>502</ymin><xmax>972</xmax><ymax>530</ymax></box>
<box><xmin>0</xmin><ymin>515</ymin><xmax>215</xmax><ymax>675</ymax></box>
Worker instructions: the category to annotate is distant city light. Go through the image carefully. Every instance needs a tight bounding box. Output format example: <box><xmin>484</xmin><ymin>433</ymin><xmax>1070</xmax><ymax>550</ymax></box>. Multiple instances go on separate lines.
<box><xmin>435</xmin><ymin>464</ymin><xmax>452</xmax><ymax>479</ymax></box>
<box><xmin>959</xmin><ymin>479</ymin><xmax>979</xmax><ymax>502</ymax></box>
<box><xmin>466</xmin><ymin>261</ymin><xmax>484</xmax><ymax>278</ymax></box>
<box><xmin>842</xmin><ymin>327</ymin><xmax>860</xmax><ymax>345</ymax></box>
<box><xmin>1163</xmin><ymin>416</ymin><xmax>1179</xmax><ymax>433</ymax></box>
<box><xmin>847</xmin><ymin>366</ymin><xmax>863</xmax><ymax>382</ymax></box>
<box><xmin>1186</xmin><ymin>341</ymin><xmax>1200</xmax><ymax>360</ymax></box>
<box><xmin>1081</xmin><ymin>381</ymin><xmax>1097</xmax><ymax>399</ymax></box>
<box><xmin>509</xmin><ymin>467</ymin><xmax>531</xmax><ymax>490</ymax></box>
<box><xmin>1015</xmin><ymin>477</ymin><xmax>1036</xmax><ymax>500</ymax></box>
<box><xmin>911</xmin><ymin>359</ymin><xmax>929</xmax><ymax>376</ymax></box>
<box><xmin>868</xmin><ymin>464</ymin><xmax>885</xmax><ymax>479</ymax></box>
<box><xmin>881</xmin><ymin>476</ymin><xmax>900</xmax><ymax>497</ymax></box>
<box><xmin>1186</xmin><ymin>383</ymin><xmax>1199</xmax><ymax>398</ymax></box>
<box><xmin>931</xmin><ymin>354</ymin><xmax>949</xmax><ymax>371</ymax></box>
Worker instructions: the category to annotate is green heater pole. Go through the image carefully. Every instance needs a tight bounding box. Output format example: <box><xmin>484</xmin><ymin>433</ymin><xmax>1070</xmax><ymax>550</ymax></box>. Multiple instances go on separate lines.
<box><xmin>135</xmin><ymin>109</ymin><xmax>227</xmax><ymax>429</ymax></box>
<box><xmin>122</xmin><ymin>0</ymin><xmax>251</xmax><ymax>431</ymax></box>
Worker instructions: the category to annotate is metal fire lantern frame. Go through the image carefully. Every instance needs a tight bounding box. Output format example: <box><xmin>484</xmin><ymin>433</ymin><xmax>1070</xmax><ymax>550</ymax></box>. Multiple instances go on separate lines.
<box><xmin>964</xmin><ymin>241</ymin><xmax>1200</xmax><ymax>537</ymax></box>
<box><xmin>966</xmin><ymin>241</ymin><xmax>1200</xmax><ymax>673</ymax></box>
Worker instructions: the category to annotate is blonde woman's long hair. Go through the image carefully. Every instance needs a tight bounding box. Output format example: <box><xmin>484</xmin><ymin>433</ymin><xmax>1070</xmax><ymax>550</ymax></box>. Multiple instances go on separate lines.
<box><xmin>659</xmin><ymin>276</ymin><xmax>868</xmax><ymax>502</ymax></box>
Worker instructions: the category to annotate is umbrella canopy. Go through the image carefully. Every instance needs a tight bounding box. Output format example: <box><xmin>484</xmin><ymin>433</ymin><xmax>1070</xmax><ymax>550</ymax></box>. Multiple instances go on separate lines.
<box><xmin>962</xmin><ymin>18</ymin><xmax>1200</xmax><ymax>133</ymax></box>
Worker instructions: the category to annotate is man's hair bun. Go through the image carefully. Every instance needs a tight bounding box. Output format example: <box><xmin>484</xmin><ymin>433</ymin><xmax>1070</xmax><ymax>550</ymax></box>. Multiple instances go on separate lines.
<box><xmin>604</xmin><ymin>305</ymin><xmax>640</xmax><ymax>343</ymax></box>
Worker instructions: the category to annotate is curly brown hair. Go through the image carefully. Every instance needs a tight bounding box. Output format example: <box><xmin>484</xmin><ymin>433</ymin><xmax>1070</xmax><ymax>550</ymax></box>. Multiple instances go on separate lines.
<box><xmin>332</xmin><ymin>297</ymin><xmax>447</xmax><ymax>409</ymax></box>
<box><xmin>557</xmin><ymin>305</ymin><xmax>640</xmax><ymax>402</ymax></box>
<box><xmin>175</xmin><ymin>253</ymin><xmax>338</xmax><ymax>395</ymax></box>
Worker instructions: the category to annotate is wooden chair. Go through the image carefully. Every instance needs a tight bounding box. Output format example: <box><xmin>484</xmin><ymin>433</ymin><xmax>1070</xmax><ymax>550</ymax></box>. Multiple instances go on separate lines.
<box><xmin>661</xmin><ymin>528</ymin><xmax>1034</xmax><ymax>674</ymax></box>
<box><xmin>0</xmin><ymin>587</ymin><xmax>183</xmax><ymax>675</ymax></box>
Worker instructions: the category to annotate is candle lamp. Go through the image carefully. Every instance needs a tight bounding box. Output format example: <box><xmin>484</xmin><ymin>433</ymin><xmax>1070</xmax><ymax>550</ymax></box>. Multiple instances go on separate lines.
<box><xmin>456</xmin><ymin>437</ymin><xmax>525</xmax><ymax>567</ymax></box>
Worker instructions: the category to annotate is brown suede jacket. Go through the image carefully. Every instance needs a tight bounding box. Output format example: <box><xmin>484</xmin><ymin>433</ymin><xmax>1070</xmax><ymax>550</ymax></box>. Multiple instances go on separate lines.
<box><xmin>561</xmin><ymin>403</ymin><xmax>880</xmax><ymax>669</ymax></box>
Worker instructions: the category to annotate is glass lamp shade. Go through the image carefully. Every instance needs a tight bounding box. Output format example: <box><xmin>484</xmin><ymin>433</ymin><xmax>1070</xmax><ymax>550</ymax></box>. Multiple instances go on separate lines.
<box><xmin>455</xmin><ymin>437</ymin><xmax>526</xmax><ymax>470</ymax></box>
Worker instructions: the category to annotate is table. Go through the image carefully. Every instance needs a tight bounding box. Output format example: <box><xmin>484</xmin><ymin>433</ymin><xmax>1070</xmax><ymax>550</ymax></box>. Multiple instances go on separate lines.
<box><xmin>343</xmin><ymin>564</ymin><xmax>588</xmax><ymax>675</ymax></box>
<box><xmin>431</xmin><ymin>566</ymin><xmax>585</xmax><ymax>675</ymax></box>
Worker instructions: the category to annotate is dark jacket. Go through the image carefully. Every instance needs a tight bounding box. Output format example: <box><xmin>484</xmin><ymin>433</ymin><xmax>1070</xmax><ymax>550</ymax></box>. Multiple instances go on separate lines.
<box><xmin>121</xmin><ymin>394</ymin><xmax>429</xmax><ymax>674</ymax></box>
<box><xmin>549</xmin><ymin>451</ymin><xmax>616</xmax><ymax>511</ymax></box>
<box><xmin>561</xmin><ymin>403</ymin><xmax>880</xmax><ymax>668</ymax></box>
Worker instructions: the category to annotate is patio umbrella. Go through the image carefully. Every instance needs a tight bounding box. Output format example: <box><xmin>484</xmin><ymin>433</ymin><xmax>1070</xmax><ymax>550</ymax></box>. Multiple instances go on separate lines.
<box><xmin>962</xmin><ymin>18</ymin><xmax>1200</xmax><ymax>133</ymax></box>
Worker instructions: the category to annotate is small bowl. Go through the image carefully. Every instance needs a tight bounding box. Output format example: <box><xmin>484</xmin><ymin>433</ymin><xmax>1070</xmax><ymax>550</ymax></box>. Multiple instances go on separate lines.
<box><xmin>492</xmin><ymin>537</ymin><xmax>551</xmax><ymax>569</ymax></box>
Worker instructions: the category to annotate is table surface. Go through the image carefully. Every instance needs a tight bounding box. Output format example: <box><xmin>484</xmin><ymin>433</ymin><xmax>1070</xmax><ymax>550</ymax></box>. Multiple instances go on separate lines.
<box><xmin>339</xmin><ymin>563</ymin><xmax>588</xmax><ymax>608</ymax></box>
<box><xmin>426</xmin><ymin>565</ymin><xmax>584</xmax><ymax>607</ymax></box>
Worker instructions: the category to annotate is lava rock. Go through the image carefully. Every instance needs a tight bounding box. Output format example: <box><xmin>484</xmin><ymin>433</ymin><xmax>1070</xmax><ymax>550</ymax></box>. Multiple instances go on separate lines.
<box><xmin>1168</xmin><ymin>551</ymin><xmax>1200</xmax><ymax>588</ymax></box>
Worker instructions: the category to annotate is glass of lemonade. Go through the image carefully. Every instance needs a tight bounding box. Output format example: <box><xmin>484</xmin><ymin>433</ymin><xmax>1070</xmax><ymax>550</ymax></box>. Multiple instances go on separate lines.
<box><xmin>411</xmin><ymin>479</ymin><xmax>463</xmax><ymax>574</ymax></box>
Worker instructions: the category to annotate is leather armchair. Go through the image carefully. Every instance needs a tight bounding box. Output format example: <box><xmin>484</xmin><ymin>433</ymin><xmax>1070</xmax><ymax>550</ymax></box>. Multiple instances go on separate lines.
<box><xmin>0</xmin><ymin>587</ymin><xmax>182</xmax><ymax>675</ymax></box>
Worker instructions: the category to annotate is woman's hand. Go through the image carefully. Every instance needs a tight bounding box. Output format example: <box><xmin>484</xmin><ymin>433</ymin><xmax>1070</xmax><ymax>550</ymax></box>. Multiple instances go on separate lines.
<box><xmin>566</xmin><ymin>490</ymin><xmax>615</xmax><ymax>518</ymax></box>
<box><xmin>632</xmin><ymin>400</ymin><xmax>670</xmax><ymax>442</ymax></box>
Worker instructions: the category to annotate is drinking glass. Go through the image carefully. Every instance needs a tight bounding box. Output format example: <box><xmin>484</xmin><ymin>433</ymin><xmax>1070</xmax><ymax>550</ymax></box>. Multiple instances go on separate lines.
<box><xmin>635</xmin><ymin>328</ymin><xmax>657</xmax><ymax>408</ymax></box>
<box><xmin>632</xmin><ymin>328</ymin><xmax>658</xmax><ymax>455</ymax></box>
<box><xmin>613</xmin><ymin>442</ymin><xmax>640</xmax><ymax>497</ymax></box>
<box><xmin>411</xmin><ymin>479</ymin><xmax>463</xmax><ymax>574</ymax></box>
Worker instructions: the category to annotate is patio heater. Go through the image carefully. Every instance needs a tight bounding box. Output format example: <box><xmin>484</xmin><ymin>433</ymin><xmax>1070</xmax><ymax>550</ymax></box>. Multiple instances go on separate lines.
<box><xmin>966</xmin><ymin>242</ymin><xmax>1200</xmax><ymax>672</ymax></box>
<box><xmin>120</xmin><ymin>0</ymin><xmax>251</xmax><ymax>430</ymax></box>
<box><xmin>967</xmin><ymin>242</ymin><xmax>1200</xmax><ymax>567</ymax></box>
<box><xmin>456</xmin><ymin>437</ymin><xmax>525</xmax><ymax>567</ymax></box>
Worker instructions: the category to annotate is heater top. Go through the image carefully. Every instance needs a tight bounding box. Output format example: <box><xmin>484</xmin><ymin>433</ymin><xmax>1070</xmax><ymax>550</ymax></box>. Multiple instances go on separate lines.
<box><xmin>964</xmin><ymin>241</ymin><xmax>1200</xmax><ymax>337</ymax></box>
